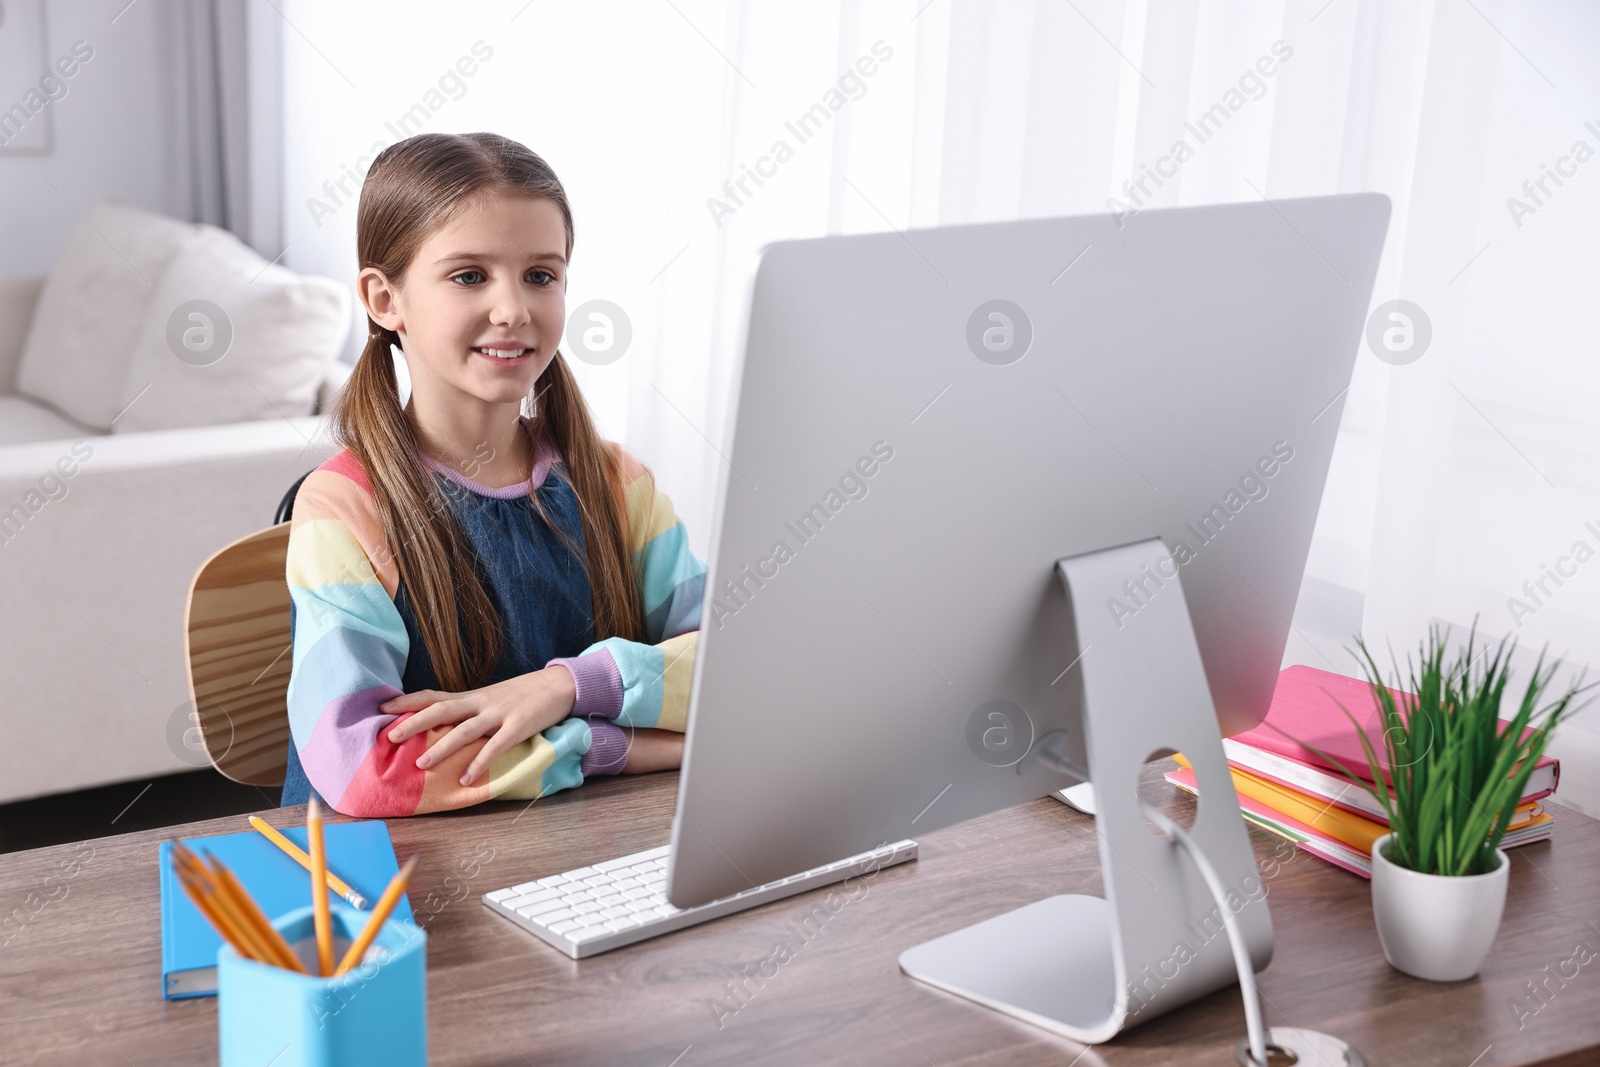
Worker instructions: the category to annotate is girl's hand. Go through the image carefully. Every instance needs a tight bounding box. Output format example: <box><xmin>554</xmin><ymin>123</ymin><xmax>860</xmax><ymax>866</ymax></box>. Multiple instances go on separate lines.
<box><xmin>380</xmin><ymin>666</ymin><xmax>577</xmax><ymax>786</ymax></box>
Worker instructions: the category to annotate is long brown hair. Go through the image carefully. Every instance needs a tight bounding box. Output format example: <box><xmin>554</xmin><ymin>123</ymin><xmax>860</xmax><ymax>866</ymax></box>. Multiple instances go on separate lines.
<box><xmin>336</xmin><ymin>131</ymin><xmax>646</xmax><ymax>691</ymax></box>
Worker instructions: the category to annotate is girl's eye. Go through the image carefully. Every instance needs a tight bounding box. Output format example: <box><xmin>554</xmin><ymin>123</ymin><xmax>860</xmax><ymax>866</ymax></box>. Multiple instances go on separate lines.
<box><xmin>450</xmin><ymin>269</ymin><xmax>557</xmax><ymax>286</ymax></box>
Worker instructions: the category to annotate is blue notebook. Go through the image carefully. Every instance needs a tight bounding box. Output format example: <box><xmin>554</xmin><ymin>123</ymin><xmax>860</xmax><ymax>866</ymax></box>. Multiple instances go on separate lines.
<box><xmin>159</xmin><ymin>820</ymin><xmax>414</xmax><ymax>999</ymax></box>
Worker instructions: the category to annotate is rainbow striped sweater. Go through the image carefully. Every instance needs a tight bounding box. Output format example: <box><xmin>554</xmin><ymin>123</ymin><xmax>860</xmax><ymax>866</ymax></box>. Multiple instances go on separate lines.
<box><xmin>284</xmin><ymin>431</ymin><xmax>705</xmax><ymax>817</ymax></box>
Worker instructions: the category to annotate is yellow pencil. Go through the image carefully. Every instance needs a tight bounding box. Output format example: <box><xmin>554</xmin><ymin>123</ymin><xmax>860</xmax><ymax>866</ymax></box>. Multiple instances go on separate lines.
<box><xmin>207</xmin><ymin>856</ymin><xmax>308</xmax><ymax>973</ymax></box>
<box><xmin>173</xmin><ymin>846</ymin><xmax>265</xmax><ymax>963</ymax></box>
<box><xmin>334</xmin><ymin>855</ymin><xmax>417</xmax><ymax>976</ymax></box>
<box><xmin>194</xmin><ymin>865</ymin><xmax>281</xmax><ymax>968</ymax></box>
<box><xmin>308</xmin><ymin>798</ymin><xmax>334</xmax><ymax>976</ymax></box>
<box><xmin>248</xmin><ymin>815</ymin><xmax>368</xmax><ymax>909</ymax></box>
<box><xmin>176</xmin><ymin>866</ymin><xmax>257</xmax><ymax>961</ymax></box>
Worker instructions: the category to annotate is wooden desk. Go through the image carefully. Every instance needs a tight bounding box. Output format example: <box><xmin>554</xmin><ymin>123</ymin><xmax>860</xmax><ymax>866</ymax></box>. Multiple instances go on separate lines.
<box><xmin>2</xmin><ymin>764</ymin><xmax>1597</xmax><ymax>1066</ymax></box>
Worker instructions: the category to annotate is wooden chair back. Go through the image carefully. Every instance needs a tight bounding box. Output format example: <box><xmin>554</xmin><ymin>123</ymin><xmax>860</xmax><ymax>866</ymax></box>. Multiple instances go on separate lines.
<box><xmin>182</xmin><ymin>523</ymin><xmax>294</xmax><ymax>786</ymax></box>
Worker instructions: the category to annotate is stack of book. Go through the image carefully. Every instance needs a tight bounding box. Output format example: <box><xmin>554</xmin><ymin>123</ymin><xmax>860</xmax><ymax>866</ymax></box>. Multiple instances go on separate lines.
<box><xmin>1167</xmin><ymin>664</ymin><xmax>1559</xmax><ymax>877</ymax></box>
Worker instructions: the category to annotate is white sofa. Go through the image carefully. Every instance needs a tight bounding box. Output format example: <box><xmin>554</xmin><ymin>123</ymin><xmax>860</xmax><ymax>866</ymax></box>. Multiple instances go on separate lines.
<box><xmin>0</xmin><ymin>203</ymin><xmax>353</xmax><ymax>805</ymax></box>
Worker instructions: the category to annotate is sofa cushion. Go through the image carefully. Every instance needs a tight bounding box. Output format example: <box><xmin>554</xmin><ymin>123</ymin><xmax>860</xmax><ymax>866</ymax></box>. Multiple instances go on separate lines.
<box><xmin>112</xmin><ymin>225</ymin><xmax>351</xmax><ymax>434</ymax></box>
<box><xmin>0</xmin><ymin>395</ymin><xmax>98</xmax><ymax>447</ymax></box>
<box><xmin>15</xmin><ymin>202</ymin><xmax>195</xmax><ymax>429</ymax></box>
<box><xmin>0</xmin><ymin>277</ymin><xmax>46</xmax><ymax>395</ymax></box>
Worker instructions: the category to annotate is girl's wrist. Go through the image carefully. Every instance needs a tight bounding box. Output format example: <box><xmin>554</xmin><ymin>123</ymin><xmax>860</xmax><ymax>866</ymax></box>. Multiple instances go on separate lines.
<box><xmin>547</xmin><ymin>662</ymin><xmax>578</xmax><ymax>716</ymax></box>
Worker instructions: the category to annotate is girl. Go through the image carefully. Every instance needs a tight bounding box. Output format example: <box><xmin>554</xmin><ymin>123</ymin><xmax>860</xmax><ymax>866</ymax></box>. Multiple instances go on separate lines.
<box><xmin>281</xmin><ymin>132</ymin><xmax>705</xmax><ymax>817</ymax></box>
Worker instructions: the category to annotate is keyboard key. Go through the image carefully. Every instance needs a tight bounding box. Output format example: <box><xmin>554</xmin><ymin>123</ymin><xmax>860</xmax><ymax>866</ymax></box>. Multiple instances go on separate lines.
<box><xmin>548</xmin><ymin>919</ymin><xmax>583</xmax><ymax>935</ymax></box>
<box><xmin>594</xmin><ymin>855</ymin><xmax>640</xmax><ymax>872</ymax></box>
<box><xmin>605</xmin><ymin>916</ymin><xmax>643</xmax><ymax>932</ymax></box>
<box><xmin>600</xmin><ymin>906</ymin><xmax>630</xmax><ymax>919</ymax></box>
<box><xmin>514</xmin><ymin>897</ymin><xmax>570</xmax><ymax>920</ymax></box>
<box><xmin>486</xmin><ymin>888</ymin><xmax>519</xmax><ymax>903</ymax></box>
<box><xmin>611</xmin><ymin>878</ymin><xmax>641</xmax><ymax>891</ymax></box>
<box><xmin>535</xmin><ymin>907</ymin><xmax>577</xmax><ymax>925</ymax></box>
<box><xmin>596</xmin><ymin>893</ymin><xmax>627</xmax><ymax>908</ymax></box>
<box><xmin>505</xmin><ymin>888</ymin><xmax>563</xmax><ymax>908</ymax></box>
<box><xmin>569</xmin><ymin>927</ymin><xmax>610</xmax><ymax>944</ymax></box>
<box><xmin>572</xmin><ymin>901</ymin><xmax>604</xmax><ymax>915</ymax></box>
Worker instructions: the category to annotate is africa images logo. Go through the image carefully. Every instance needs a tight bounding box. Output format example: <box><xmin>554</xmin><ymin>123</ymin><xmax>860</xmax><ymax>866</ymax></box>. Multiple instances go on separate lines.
<box><xmin>1105</xmin><ymin>441</ymin><xmax>1295</xmax><ymax>630</ymax></box>
<box><xmin>709</xmin><ymin>441</ymin><xmax>895</xmax><ymax>629</ymax></box>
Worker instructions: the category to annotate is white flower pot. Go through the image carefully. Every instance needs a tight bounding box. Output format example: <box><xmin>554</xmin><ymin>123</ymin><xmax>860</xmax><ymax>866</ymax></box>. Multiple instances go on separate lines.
<box><xmin>1369</xmin><ymin>832</ymin><xmax>1509</xmax><ymax>981</ymax></box>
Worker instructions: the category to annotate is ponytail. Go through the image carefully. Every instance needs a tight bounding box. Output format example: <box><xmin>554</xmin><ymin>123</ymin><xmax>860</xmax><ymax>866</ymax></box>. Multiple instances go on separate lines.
<box><xmin>335</xmin><ymin>325</ymin><xmax>502</xmax><ymax>691</ymax></box>
<box><xmin>525</xmin><ymin>351</ymin><xmax>646</xmax><ymax>650</ymax></box>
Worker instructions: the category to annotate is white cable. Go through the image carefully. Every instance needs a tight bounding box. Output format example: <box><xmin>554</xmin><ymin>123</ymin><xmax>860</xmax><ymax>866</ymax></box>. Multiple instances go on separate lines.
<box><xmin>1030</xmin><ymin>738</ymin><xmax>1269</xmax><ymax>1064</ymax></box>
<box><xmin>1142</xmin><ymin>802</ymin><xmax>1269</xmax><ymax>1067</ymax></box>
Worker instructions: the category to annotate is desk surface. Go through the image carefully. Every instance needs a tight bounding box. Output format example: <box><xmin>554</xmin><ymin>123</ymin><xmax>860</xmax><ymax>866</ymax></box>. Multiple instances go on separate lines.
<box><xmin>1</xmin><ymin>764</ymin><xmax>1596</xmax><ymax>1066</ymax></box>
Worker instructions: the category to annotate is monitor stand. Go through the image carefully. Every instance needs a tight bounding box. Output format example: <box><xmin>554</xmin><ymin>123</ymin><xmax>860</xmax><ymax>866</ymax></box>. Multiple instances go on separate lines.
<box><xmin>899</xmin><ymin>537</ymin><xmax>1274</xmax><ymax>1045</ymax></box>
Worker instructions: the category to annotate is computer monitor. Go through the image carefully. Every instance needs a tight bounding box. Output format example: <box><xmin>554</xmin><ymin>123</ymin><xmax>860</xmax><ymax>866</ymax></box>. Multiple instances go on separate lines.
<box><xmin>659</xmin><ymin>194</ymin><xmax>1389</xmax><ymax>1044</ymax></box>
<box><xmin>667</xmin><ymin>193</ymin><xmax>1388</xmax><ymax>917</ymax></box>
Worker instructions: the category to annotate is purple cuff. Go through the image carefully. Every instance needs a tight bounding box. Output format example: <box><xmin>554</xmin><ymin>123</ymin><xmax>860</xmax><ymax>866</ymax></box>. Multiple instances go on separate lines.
<box><xmin>547</xmin><ymin>650</ymin><xmax>624</xmax><ymax>720</ymax></box>
<box><xmin>580</xmin><ymin>719</ymin><xmax>630</xmax><ymax>776</ymax></box>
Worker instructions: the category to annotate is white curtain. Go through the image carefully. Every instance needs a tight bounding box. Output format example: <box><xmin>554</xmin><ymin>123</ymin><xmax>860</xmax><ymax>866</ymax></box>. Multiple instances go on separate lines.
<box><xmin>274</xmin><ymin>0</ymin><xmax>1600</xmax><ymax>811</ymax></box>
<box><xmin>156</xmin><ymin>0</ymin><xmax>283</xmax><ymax>257</ymax></box>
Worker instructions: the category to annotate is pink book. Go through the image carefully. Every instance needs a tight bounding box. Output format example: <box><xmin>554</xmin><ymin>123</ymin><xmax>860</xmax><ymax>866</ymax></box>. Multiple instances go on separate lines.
<box><xmin>1228</xmin><ymin>664</ymin><xmax>1559</xmax><ymax>801</ymax></box>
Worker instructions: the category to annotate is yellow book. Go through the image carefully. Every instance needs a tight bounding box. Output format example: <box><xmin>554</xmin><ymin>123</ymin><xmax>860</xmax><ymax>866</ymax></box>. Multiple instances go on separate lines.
<box><xmin>1172</xmin><ymin>754</ymin><xmax>1539</xmax><ymax>853</ymax></box>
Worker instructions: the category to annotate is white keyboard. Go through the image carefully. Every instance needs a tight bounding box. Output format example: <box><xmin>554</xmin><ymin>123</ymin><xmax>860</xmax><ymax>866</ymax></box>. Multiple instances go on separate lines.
<box><xmin>483</xmin><ymin>839</ymin><xmax>918</xmax><ymax>958</ymax></box>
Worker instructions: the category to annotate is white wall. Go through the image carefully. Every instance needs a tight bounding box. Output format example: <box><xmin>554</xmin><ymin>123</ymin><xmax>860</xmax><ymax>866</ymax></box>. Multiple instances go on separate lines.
<box><xmin>0</xmin><ymin>0</ymin><xmax>171</xmax><ymax>279</ymax></box>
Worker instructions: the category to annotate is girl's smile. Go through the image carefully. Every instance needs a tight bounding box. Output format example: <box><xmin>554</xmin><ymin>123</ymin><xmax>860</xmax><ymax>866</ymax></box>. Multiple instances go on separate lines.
<box><xmin>471</xmin><ymin>342</ymin><xmax>537</xmax><ymax>367</ymax></box>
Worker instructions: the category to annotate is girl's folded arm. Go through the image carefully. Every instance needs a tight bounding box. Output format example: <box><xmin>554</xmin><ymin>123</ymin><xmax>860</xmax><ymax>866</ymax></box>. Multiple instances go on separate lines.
<box><xmin>547</xmin><ymin>447</ymin><xmax>707</xmax><ymax>734</ymax></box>
<box><xmin>286</xmin><ymin>469</ymin><xmax>589</xmax><ymax>817</ymax></box>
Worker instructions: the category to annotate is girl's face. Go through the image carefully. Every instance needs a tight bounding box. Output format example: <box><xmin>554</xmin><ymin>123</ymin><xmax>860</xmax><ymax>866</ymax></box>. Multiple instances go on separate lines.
<box><xmin>361</xmin><ymin>193</ymin><xmax>568</xmax><ymax>411</ymax></box>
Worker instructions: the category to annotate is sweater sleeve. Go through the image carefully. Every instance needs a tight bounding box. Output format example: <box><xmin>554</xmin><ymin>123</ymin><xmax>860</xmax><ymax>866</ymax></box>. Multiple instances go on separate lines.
<box><xmin>547</xmin><ymin>443</ymin><xmax>706</xmax><ymax>733</ymax></box>
<box><xmin>285</xmin><ymin>454</ymin><xmax>591</xmax><ymax>817</ymax></box>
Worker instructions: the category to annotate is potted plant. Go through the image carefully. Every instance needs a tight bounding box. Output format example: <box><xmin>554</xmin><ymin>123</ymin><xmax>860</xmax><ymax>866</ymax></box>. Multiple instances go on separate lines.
<box><xmin>1312</xmin><ymin>622</ymin><xmax>1588</xmax><ymax>981</ymax></box>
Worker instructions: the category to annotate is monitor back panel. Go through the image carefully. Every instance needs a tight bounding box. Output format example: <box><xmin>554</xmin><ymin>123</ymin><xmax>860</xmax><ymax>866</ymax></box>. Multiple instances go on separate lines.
<box><xmin>668</xmin><ymin>194</ymin><xmax>1390</xmax><ymax>907</ymax></box>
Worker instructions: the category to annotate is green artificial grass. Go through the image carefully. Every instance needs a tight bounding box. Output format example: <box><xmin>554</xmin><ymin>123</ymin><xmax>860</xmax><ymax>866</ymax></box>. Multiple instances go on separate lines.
<box><xmin>1309</xmin><ymin>622</ymin><xmax>1589</xmax><ymax>877</ymax></box>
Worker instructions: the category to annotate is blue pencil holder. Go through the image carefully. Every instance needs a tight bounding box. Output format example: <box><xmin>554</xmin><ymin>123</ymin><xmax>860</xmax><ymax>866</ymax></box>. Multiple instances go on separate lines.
<box><xmin>217</xmin><ymin>903</ymin><xmax>427</xmax><ymax>1067</ymax></box>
